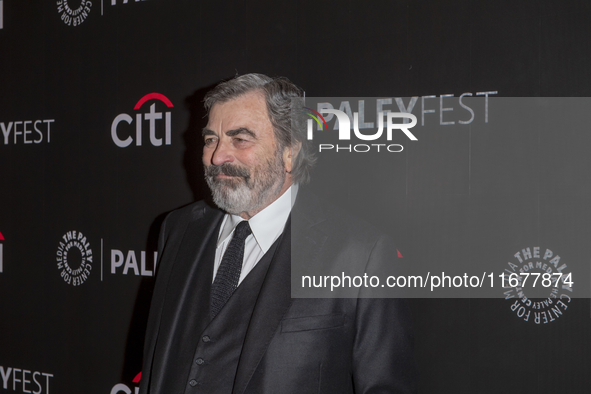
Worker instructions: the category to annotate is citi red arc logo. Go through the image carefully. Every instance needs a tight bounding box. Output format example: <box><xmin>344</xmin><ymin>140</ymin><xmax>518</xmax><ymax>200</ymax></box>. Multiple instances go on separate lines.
<box><xmin>111</xmin><ymin>93</ymin><xmax>174</xmax><ymax>148</ymax></box>
<box><xmin>110</xmin><ymin>371</ymin><xmax>141</xmax><ymax>394</ymax></box>
<box><xmin>133</xmin><ymin>93</ymin><xmax>173</xmax><ymax>110</ymax></box>
<box><xmin>0</xmin><ymin>231</ymin><xmax>4</xmax><ymax>273</ymax></box>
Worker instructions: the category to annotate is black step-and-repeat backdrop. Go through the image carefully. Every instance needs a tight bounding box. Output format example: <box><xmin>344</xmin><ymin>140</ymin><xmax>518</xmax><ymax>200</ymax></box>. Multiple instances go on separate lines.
<box><xmin>1</xmin><ymin>1</ymin><xmax>590</xmax><ymax>393</ymax></box>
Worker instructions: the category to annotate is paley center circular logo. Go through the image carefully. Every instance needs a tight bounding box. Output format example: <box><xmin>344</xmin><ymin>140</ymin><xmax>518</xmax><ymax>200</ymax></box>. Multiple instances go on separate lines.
<box><xmin>501</xmin><ymin>246</ymin><xmax>573</xmax><ymax>324</ymax></box>
<box><xmin>56</xmin><ymin>0</ymin><xmax>92</xmax><ymax>27</ymax></box>
<box><xmin>56</xmin><ymin>230</ymin><xmax>93</xmax><ymax>286</ymax></box>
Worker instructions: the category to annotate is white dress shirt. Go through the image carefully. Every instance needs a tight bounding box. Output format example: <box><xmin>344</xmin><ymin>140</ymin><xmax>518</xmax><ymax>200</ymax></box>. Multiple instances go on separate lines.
<box><xmin>213</xmin><ymin>184</ymin><xmax>298</xmax><ymax>285</ymax></box>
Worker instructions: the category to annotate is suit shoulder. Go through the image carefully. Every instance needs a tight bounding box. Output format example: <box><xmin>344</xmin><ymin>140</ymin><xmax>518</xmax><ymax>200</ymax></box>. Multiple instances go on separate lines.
<box><xmin>161</xmin><ymin>200</ymin><xmax>221</xmax><ymax>235</ymax></box>
<box><xmin>315</xmin><ymin>199</ymin><xmax>386</xmax><ymax>247</ymax></box>
<box><xmin>165</xmin><ymin>200</ymin><xmax>213</xmax><ymax>223</ymax></box>
<box><xmin>327</xmin><ymin>207</ymin><xmax>380</xmax><ymax>238</ymax></box>
<box><xmin>295</xmin><ymin>189</ymin><xmax>380</xmax><ymax>237</ymax></box>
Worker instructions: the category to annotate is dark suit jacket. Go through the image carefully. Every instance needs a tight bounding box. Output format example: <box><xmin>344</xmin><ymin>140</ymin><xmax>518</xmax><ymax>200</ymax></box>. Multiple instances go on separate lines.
<box><xmin>139</xmin><ymin>190</ymin><xmax>417</xmax><ymax>394</ymax></box>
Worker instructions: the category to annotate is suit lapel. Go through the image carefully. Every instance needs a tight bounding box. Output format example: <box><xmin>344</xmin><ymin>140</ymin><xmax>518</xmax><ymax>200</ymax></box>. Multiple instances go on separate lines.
<box><xmin>164</xmin><ymin>207</ymin><xmax>223</xmax><ymax>335</ymax></box>
<box><xmin>174</xmin><ymin>216</ymin><xmax>219</xmax><ymax>335</ymax></box>
<box><xmin>150</xmin><ymin>206</ymin><xmax>224</xmax><ymax>392</ymax></box>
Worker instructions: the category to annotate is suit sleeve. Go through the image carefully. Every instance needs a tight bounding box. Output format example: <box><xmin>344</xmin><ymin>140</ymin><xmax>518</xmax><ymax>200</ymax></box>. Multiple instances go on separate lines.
<box><xmin>351</xmin><ymin>236</ymin><xmax>418</xmax><ymax>394</ymax></box>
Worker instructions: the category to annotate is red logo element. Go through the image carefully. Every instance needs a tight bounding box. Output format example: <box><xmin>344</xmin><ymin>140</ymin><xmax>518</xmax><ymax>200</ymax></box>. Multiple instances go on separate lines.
<box><xmin>396</xmin><ymin>249</ymin><xmax>403</xmax><ymax>258</ymax></box>
<box><xmin>112</xmin><ymin>93</ymin><xmax>174</xmax><ymax>148</ymax></box>
<box><xmin>134</xmin><ymin>93</ymin><xmax>174</xmax><ymax>110</ymax></box>
<box><xmin>0</xmin><ymin>232</ymin><xmax>4</xmax><ymax>241</ymax></box>
<box><xmin>303</xmin><ymin>107</ymin><xmax>329</xmax><ymax>131</ymax></box>
<box><xmin>132</xmin><ymin>372</ymin><xmax>142</xmax><ymax>383</ymax></box>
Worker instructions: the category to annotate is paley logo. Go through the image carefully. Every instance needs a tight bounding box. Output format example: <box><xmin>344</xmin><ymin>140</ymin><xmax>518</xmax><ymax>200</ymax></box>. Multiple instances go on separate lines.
<box><xmin>98</xmin><ymin>238</ymin><xmax>158</xmax><ymax>278</ymax></box>
<box><xmin>0</xmin><ymin>365</ymin><xmax>53</xmax><ymax>394</ymax></box>
<box><xmin>0</xmin><ymin>231</ymin><xmax>4</xmax><ymax>273</ymax></box>
<box><xmin>304</xmin><ymin>103</ymin><xmax>417</xmax><ymax>153</ymax></box>
<box><xmin>311</xmin><ymin>93</ymin><xmax>497</xmax><ymax>131</ymax></box>
<box><xmin>110</xmin><ymin>371</ymin><xmax>141</xmax><ymax>394</ymax></box>
<box><xmin>110</xmin><ymin>249</ymin><xmax>158</xmax><ymax>277</ymax></box>
<box><xmin>111</xmin><ymin>93</ymin><xmax>174</xmax><ymax>148</ymax></box>
<box><xmin>56</xmin><ymin>230</ymin><xmax>93</xmax><ymax>286</ymax></box>
<box><xmin>56</xmin><ymin>0</ymin><xmax>92</xmax><ymax>26</ymax></box>
<box><xmin>1</xmin><ymin>119</ymin><xmax>55</xmax><ymax>145</ymax></box>
<box><xmin>304</xmin><ymin>93</ymin><xmax>497</xmax><ymax>153</ymax></box>
<box><xmin>501</xmin><ymin>246</ymin><xmax>573</xmax><ymax>324</ymax></box>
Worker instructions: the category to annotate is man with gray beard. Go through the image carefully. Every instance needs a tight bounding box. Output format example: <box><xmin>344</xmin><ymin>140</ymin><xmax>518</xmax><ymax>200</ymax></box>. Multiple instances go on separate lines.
<box><xmin>139</xmin><ymin>73</ymin><xmax>416</xmax><ymax>394</ymax></box>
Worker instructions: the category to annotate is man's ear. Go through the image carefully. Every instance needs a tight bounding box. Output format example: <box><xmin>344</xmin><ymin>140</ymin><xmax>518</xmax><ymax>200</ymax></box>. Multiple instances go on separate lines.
<box><xmin>283</xmin><ymin>142</ymin><xmax>301</xmax><ymax>173</ymax></box>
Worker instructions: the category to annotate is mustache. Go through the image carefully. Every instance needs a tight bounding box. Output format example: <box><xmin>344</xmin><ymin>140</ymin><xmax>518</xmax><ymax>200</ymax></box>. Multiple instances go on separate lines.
<box><xmin>205</xmin><ymin>163</ymin><xmax>251</xmax><ymax>179</ymax></box>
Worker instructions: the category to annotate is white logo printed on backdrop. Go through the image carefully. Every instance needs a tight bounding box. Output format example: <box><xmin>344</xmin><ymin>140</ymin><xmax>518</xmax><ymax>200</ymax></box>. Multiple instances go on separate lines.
<box><xmin>56</xmin><ymin>231</ymin><xmax>93</xmax><ymax>286</ymax></box>
<box><xmin>56</xmin><ymin>0</ymin><xmax>93</xmax><ymax>26</ymax></box>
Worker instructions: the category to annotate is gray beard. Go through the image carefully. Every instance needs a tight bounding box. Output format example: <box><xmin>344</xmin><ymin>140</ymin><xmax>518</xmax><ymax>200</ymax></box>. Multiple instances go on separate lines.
<box><xmin>205</xmin><ymin>154</ymin><xmax>286</xmax><ymax>215</ymax></box>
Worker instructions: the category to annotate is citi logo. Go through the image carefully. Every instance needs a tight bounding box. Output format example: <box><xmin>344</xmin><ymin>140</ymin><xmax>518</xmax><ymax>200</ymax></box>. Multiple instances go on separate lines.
<box><xmin>110</xmin><ymin>371</ymin><xmax>141</xmax><ymax>394</ymax></box>
<box><xmin>0</xmin><ymin>231</ymin><xmax>4</xmax><ymax>273</ymax></box>
<box><xmin>111</xmin><ymin>93</ymin><xmax>173</xmax><ymax>148</ymax></box>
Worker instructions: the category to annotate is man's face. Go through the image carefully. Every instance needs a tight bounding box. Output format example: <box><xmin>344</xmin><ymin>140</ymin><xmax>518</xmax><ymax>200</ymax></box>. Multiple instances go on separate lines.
<box><xmin>202</xmin><ymin>91</ymin><xmax>291</xmax><ymax>218</ymax></box>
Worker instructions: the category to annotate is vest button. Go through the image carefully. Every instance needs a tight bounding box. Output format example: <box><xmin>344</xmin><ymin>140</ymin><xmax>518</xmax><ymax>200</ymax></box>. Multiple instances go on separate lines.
<box><xmin>195</xmin><ymin>358</ymin><xmax>205</xmax><ymax>365</ymax></box>
<box><xmin>189</xmin><ymin>380</ymin><xmax>198</xmax><ymax>387</ymax></box>
<box><xmin>202</xmin><ymin>335</ymin><xmax>211</xmax><ymax>343</ymax></box>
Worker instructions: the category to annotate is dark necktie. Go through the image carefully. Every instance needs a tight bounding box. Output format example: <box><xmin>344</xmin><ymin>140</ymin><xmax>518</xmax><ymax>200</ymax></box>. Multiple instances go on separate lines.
<box><xmin>210</xmin><ymin>220</ymin><xmax>252</xmax><ymax>319</ymax></box>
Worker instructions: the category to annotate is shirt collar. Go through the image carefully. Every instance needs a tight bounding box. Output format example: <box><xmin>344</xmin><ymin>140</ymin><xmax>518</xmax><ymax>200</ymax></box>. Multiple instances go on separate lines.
<box><xmin>217</xmin><ymin>184</ymin><xmax>298</xmax><ymax>253</ymax></box>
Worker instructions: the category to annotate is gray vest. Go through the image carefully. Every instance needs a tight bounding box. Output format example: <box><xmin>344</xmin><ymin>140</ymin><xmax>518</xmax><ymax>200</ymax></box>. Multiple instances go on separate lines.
<box><xmin>181</xmin><ymin>239</ymin><xmax>279</xmax><ymax>394</ymax></box>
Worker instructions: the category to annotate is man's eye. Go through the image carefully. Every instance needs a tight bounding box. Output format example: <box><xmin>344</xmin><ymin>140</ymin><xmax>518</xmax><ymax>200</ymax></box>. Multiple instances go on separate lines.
<box><xmin>204</xmin><ymin>137</ymin><xmax>217</xmax><ymax>145</ymax></box>
<box><xmin>233</xmin><ymin>137</ymin><xmax>250</xmax><ymax>145</ymax></box>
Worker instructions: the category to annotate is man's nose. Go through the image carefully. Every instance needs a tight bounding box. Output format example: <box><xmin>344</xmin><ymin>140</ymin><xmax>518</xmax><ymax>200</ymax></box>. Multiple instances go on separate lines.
<box><xmin>210</xmin><ymin>140</ymin><xmax>234</xmax><ymax>166</ymax></box>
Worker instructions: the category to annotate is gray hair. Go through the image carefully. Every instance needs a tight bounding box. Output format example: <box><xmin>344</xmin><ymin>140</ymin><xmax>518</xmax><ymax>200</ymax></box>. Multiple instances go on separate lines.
<box><xmin>203</xmin><ymin>73</ymin><xmax>315</xmax><ymax>184</ymax></box>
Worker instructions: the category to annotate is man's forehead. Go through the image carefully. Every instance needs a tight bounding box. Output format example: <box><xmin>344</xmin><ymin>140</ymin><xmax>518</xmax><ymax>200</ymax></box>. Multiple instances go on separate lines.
<box><xmin>207</xmin><ymin>91</ymin><xmax>269</xmax><ymax>127</ymax></box>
